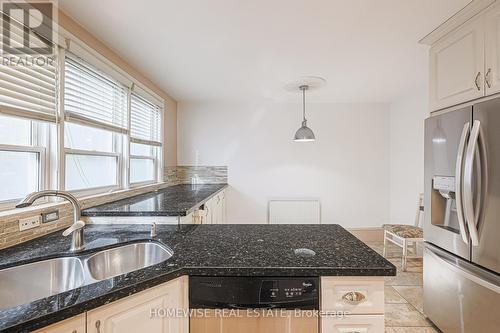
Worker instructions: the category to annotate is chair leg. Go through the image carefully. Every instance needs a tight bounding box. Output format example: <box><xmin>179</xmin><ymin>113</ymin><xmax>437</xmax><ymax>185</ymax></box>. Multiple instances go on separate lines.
<box><xmin>383</xmin><ymin>230</ymin><xmax>387</xmax><ymax>257</ymax></box>
<box><xmin>402</xmin><ymin>239</ymin><xmax>408</xmax><ymax>271</ymax></box>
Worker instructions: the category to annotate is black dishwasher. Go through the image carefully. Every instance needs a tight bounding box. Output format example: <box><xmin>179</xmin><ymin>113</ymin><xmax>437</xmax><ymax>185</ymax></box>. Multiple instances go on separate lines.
<box><xmin>189</xmin><ymin>276</ymin><xmax>319</xmax><ymax>310</ymax></box>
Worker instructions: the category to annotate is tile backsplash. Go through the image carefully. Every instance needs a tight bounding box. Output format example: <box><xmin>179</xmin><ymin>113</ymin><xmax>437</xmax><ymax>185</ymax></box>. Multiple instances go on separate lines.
<box><xmin>0</xmin><ymin>166</ymin><xmax>227</xmax><ymax>250</ymax></box>
<box><xmin>164</xmin><ymin>166</ymin><xmax>228</xmax><ymax>184</ymax></box>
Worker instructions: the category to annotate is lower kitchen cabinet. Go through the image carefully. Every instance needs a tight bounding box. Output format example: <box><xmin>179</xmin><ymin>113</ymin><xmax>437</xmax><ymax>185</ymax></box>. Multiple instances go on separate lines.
<box><xmin>321</xmin><ymin>315</ymin><xmax>385</xmax><ymax>333</ymax></box>
<box><xmin>320</xmin><ymin>277</ymin><xmax>385</xmax><ymax>333</ymax></box>
<box><xmin>190</xmin><ymin>309</ymin><xmax>318</xmax><ymax>333</ymax></box>
<box><xmin>193</xmin><ymin>189</ymin><xmax>226</xmax><ymax>225</ymax></box>
<box><xmin>30</xmin><ymin>274</ymin><xmax>386</xmax><ymax>333</ymax></box>
<box><xmin>87</xmin><ymin>277</ymin><xmax>188</xmax><ymax>333</ymax></box>
<box><xmin>33</xmin><ymin>314</ymin><xmax>86</xmax><ymax>333</ymax></box>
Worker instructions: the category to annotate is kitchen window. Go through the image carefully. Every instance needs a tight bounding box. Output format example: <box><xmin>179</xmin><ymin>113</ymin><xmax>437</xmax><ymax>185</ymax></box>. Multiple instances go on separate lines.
<box><xmin>63</xmin><ymin>53</ymin><xmax>127</xmax><ymax>194</ymax></box>
<box><xmin>129</xmin><ymin>92</ymin><xmax>162</xmax><ymax>186</ymax></box>
<box><xmin>0</xmin><ymin>115</ymin><xmax>50</xmax><ymax>205</ymax></box>
<box><xmin>0</xmin><ymin>21</ymin><xmax>165</xmax><ymax>209</ymax></box>
<box><xmin>0</xmin><ymin>13</ymin><xmax>56</xmax><ymax>207</ymax></box>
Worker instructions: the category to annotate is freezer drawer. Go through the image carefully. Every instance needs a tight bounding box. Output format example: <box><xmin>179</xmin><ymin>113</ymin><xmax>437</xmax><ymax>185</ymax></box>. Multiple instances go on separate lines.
<box><xmin>423</xmin><ymin>243</ymin><xmax>500</xmax><ymax>333</ymax></box>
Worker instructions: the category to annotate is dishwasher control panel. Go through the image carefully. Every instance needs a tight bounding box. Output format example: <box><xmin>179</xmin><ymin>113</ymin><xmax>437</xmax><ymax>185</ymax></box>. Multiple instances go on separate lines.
<box><xmin>189</xmin><ymin>276</ymin><xmax>319</xmax><ymax>309</ymax></box>
<box><xmin>260</xmin><ymin>278</ymin><xmax>318</xmax><ymax>302</ymax></box>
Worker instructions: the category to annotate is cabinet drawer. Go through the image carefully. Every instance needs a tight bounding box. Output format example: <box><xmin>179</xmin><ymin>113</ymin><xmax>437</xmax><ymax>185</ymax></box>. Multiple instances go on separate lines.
<box><xmin>321</xmin><ymin>314</ymin><xmax>384</xmax><ymax>333</ymax></box>
<box><xmin>321</xmin><ymin>277</ymin><xmax>384</xmax><ymax>314</ymax></box>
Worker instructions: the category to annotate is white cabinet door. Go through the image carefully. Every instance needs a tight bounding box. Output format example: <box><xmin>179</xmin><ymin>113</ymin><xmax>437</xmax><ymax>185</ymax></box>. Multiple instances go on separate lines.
<box><xmin>33</xmin><ymin>314</ymin><xmax>86</xmax><ymax>333</ymax></box>
<box><xmin>87</xmin><ymin>277</ymin><xmax>188</xmax><ymax>333</ymax></box>
<box><xmin>485</xmin><ymin>3</ymin><xmax>500</xmax><ymax>94</ymax></box>
<box><xmin>429</xmin><ymin>15</ymin><xmax>485</xmax><ymax>111</ymax></box>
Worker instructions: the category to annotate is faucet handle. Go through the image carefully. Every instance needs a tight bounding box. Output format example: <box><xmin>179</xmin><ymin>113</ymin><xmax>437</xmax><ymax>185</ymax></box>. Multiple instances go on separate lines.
<box><xmin>62</xmin><ymin>220</ymin><xmax>85</xmax><ymax>237</ymax></box>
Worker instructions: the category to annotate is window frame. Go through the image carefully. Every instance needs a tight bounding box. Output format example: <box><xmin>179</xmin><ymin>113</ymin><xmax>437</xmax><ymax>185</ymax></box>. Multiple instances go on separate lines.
<box><xmin>60</xmin><ymin>48</ymin><xmax>127</xmax><ymax>197</ymax></box>
<box><xmin>128</xmin><ymin>91</ymin><xmax>163</xmax><ymax>188</ymax></box>
<box><xmin>63</xmin><ymin>147</ymin><xmax>122</xmax><ymax>195</ymax></box>
<box><xmin>0</xmin><ymin>120</ymin><xmax>49</xmax><ymax>209</ymax></box>
<box><xmin>129</xmin><ymin>144</ymin><xmax>159</xmax><ymax>187</ymax></box>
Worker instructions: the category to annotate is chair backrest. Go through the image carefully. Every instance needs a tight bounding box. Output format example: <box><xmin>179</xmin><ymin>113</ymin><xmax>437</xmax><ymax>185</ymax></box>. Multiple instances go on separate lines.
<box><xmin>414</xmin><ymin>193</ymin><xmax>424</xmax><ymax>227</ymax></box>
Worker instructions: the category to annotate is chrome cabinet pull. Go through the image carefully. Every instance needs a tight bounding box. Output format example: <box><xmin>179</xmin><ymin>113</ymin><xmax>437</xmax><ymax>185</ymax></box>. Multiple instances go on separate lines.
<box><xmin>95</xmin><ymin>320</ymin><xmax>101</xmax><ymax>333</ymax></box>
<box><xmin>341</xmin><ymin>291</ymin><xmax>366</xmax><ymax>305</ymax></box>
<box><xmin>455</xmin><ymin>123</ymin><xmax>470</xmax><ymax>244</ymax></box>
<box><xmin>475</xmin><ymin>72</ymin><xmax>481</xmax><ymax>91</ymax></box>
<box><xmin>486</xmin><ymin>68</ymin><xmax>492</xmax><ymax>88</ymax></box>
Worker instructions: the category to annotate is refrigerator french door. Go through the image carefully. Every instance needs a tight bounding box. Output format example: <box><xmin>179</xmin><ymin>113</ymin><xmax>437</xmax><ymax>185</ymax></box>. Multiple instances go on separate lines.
<box><xmin>471</xmin><ymin>98</ymin><xmax>500</xmax><ymax>274</ymax></box>
<box><xmin>424</xmin><ymin>98</ymin><xmax>500</xmax><ymax>333</ymax></box>
<box><xmin>424</xmin><ymin>106</ymin><xmax>472</xmax><ymax>260</ymax></box>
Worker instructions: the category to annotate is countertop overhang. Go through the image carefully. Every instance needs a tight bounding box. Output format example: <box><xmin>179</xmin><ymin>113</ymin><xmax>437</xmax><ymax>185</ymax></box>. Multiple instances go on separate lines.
<box><xmin>81</xmin><ymin>184</ymin><xmax>228</xmax><ymax>217</ymax></box>
<box><xmin>0</xmin><ymin>224</ymin><xmax>396</xmax><ymax>332</ymax></box>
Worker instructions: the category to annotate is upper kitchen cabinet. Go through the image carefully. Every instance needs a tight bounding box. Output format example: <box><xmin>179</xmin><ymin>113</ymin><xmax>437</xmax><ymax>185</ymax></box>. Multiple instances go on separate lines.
<box><xmin>429</xmin><ymin>15</ymin><xmax>485</xmax><ymax>111</ymax></box>
<box><xmin>421</xmin><ymin>0</ymin><xmax>500</xmax><ymax>111</ymax></box>
<box><xmin>485</xmin><ymin>2</ymin><xmax>500</xmax><ymax>95</ymax></box>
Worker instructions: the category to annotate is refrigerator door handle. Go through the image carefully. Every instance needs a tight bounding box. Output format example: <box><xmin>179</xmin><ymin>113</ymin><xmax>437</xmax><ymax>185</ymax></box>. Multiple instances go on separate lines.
<box><xmin>464</xmin><ymin>120</ymin><xmax>482</xmax><ymax>246</ymax></box>
<box><xmin>455</xmin><ymin>123</ymin><xmax>470</xmax><ymax>244</ymax></box>
<box><xmin>426</xmin><ymin>245</ymin><xmax>500</xmax><ymax>294</ymax></box>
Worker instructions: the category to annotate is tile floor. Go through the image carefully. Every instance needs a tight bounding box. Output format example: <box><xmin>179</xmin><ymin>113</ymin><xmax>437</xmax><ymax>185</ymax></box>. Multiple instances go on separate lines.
<box><xmin>365</xmin><ymin>242</ymin><xmax>441</xmax><ymax>333</ymax></box>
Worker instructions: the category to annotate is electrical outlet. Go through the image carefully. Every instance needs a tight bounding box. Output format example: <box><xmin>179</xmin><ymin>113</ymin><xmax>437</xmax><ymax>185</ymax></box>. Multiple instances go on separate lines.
<box><xmin>42</xmin><ymin>210</ymin><xmax>59</xmax><ymax>223</ymax></box>
<box><xmin>19</xmin><ymin>215</ymin><xmax>41</xmax><ymax>231</ymax></box>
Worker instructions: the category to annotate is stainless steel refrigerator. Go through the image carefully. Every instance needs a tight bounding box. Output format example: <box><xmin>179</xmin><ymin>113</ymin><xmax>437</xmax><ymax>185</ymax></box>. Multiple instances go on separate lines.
<box><xmin>424</xmin><ymin>98</ymin><xmax>500</xmax><ymax>333</ymax></box>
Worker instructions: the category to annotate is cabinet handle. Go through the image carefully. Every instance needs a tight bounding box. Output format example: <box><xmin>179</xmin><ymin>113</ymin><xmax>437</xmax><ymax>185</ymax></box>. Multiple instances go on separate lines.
<box><xmin>486</xmin><ymin>68</ymin><xmax>492</xmax><ymax>88</ymax></box>
<box><xmin>341</xmin><ymin>291</ymin><xmax>366</xmax><ymax>305</ymax></box>
<box><xmin>95</xmin><ymin>320</ymin><xmax>101</xmax><ymax>333</ymax></box>
<box><xmin>475</xmin><ymin>72</ymin><xmax>482</xmax><ymax>91</ymax></box>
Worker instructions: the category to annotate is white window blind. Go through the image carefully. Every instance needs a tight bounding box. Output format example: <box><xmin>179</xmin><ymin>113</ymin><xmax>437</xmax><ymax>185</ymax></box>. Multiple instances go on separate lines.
<box><xmin>64</xmin><ymin>53</ymin><xmax>128</xmax><ymax>133</ymax></box>
<box><xmin>0</xmin><ymin>15</ymin><xmax>57</xmax><ymax>122</ymax></box>
<box><xmin>130</xmin><ymin>92</ymin><xmax>162</xmax><ymax>146</ymax></box>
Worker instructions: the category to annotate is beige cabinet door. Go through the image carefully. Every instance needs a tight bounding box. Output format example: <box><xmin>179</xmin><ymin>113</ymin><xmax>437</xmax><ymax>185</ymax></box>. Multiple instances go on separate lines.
<box><xmin>33</xmin><ymin>314</ymin><xmax>86</xmax><ymax>333</ymax></box>
<box><xmin>212</xmin><ymin>191</ymin><xmax>226</xmax><ymax>225</ymax></box>
<box><xmin>429</xmin><ymin>15</ymin><xmax>485</xmax><ymax>111</ymax></box>
<box><xmin>87</xmin><ymin>277</ymin><xmax>188</xmax><ymax>333</ymax></box>
<box><xmin>485</xmin><ymin>3</ymin><xmax>500</xmax><ymax>95</ymax></box>
<box><xmin>190</xmin><ymin>309</ymin><xmax>318</xmax><ymax>333</ymax></box>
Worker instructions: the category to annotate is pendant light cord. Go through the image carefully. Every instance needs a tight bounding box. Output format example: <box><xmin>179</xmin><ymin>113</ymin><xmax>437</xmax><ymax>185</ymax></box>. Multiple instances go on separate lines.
<box><xmin>301</xmin><ymin>85</ymin><xmax>307</xmax><ymax>122</ymax></box>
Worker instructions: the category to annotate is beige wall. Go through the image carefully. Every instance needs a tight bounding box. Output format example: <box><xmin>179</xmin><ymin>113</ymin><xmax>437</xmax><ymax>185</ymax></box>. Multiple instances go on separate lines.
<box><xmin>58</xmin><ymin>10</ymin><xmax>177</xmax><ymax>166</ymax></box>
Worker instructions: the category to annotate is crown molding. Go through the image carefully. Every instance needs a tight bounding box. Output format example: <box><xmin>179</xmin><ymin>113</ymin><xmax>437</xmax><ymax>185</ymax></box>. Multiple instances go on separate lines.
<box><xmin>419</xmin><ymin>0</ymin><xmax>496</xmax><ymax>45</ymax></box>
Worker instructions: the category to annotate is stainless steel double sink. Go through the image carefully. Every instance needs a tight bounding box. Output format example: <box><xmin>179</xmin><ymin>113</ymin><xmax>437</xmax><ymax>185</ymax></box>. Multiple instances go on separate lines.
<box><xmin>0</xmin><ymin>242</ymin><xmax>173</xmax><ymax>310</ymax></box>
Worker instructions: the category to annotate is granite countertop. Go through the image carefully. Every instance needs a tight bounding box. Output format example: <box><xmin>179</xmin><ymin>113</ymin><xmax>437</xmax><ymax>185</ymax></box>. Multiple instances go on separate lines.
<box><xmin>81</xmin><ymin>184</ymin><xmax>228</xmax><ymax>217</ymax></box>
<box><xmin>0</xmin><ymin>224</ymin><xmax>396</xmax><ymax>332</ymax></box>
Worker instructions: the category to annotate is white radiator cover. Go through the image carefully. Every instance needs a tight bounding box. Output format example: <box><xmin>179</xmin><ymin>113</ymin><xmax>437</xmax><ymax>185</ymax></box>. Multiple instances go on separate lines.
<box><xmin>268</xmin><ymin>200</ymin><xmax>321</xmax><ymax>224</ymax></box>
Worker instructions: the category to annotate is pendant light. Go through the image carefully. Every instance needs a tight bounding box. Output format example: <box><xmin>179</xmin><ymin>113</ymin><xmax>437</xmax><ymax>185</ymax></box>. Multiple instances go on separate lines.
<box><xmin>294</xmin><ymin>85</ymin><xmax>316</xmax><ymax>142</ymax></box>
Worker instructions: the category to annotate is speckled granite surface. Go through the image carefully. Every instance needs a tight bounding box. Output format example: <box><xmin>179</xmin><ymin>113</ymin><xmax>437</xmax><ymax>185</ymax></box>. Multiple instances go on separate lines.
<box><xmin>81</xmin><ymin>184</ymin><xmax>228</xmax><ymax>217</ymax></box>
<box><xmin>0</xmin><ymin>224</ymin><xmax>395</xmax><ymax>332</ymax></box>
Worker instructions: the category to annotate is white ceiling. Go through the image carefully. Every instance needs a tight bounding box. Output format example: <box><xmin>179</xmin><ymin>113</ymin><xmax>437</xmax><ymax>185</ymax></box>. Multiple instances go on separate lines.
<box><xmin>59</xmin><ymin>0</ymin><xmax>471</xmax><ymax>103</ymax></box>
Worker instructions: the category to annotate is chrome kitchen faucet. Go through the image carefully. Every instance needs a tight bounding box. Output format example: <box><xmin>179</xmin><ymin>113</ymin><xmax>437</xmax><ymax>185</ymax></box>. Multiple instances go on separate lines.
<box><xmin>16</xmin><ymin>190</ymin><xmax>85</xmax><ymax>252</ymax></box>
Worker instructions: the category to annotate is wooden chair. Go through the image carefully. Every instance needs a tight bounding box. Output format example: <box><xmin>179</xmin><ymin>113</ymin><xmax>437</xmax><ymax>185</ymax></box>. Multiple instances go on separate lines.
<box><xmin>382</xmin><ymin>194</ymin><xmax>424</xmax><ymax>271</ymax></box>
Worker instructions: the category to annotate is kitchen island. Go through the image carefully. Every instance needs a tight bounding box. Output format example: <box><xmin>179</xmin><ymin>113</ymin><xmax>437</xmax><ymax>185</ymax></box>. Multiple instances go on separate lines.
<box><xmin>0</xmin><ymin>224</ymin><xmax>395</xmax><ymax>332</ymax></box>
